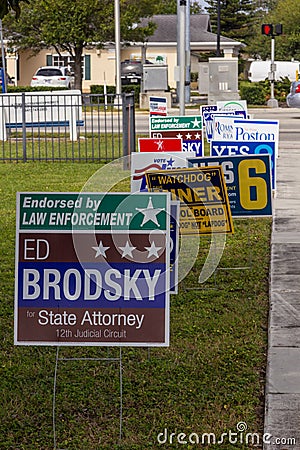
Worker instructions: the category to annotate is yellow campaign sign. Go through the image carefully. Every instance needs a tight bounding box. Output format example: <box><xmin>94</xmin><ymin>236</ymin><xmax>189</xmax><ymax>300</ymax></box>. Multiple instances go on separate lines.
<box><xmin>145</xmin><ymin>166</ymin><xmax>234</xmax><ymax>235</ymax></box>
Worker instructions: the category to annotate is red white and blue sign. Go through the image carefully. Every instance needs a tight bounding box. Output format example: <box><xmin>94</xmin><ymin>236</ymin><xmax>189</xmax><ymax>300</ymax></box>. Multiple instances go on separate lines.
<box><xmin>15</xmin><ymin>192</ymin><xmax>171</xmax><ymax>347</ymax></box>
<box><xmin>149</xmin><ymin>96</ymin><xmax>167</xmax><ymax>116</ymax></box>
<box><xmin>149</xmin><ymin>115</ymin><xmax>203</xmax><ymax>156</ymax></box>
<box><xmin>131</xmin><ymin>151</ymin><xmax>194</xmax><ymax>193</ymax></box>
<box><xmin>138</xmin><ymin>138</ymin><xmax>182</xmax><ymax>152</ymax></box>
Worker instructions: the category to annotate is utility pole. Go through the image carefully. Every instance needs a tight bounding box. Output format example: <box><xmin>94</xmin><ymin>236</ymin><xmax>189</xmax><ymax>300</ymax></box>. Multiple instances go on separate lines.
<box><xmin>185</xmin><ymin>0</ymin><xmax>190</xmax><ymax>104</ymax></box>
<box><xmin>216</xmin><ymin>0</ymin><xmax>221</xmax><ymax>57</ymax></box>
<box><xmin>179</xmin><ymin>0</ymin><xmax>186</xmax><ymax>115</ymax></box>
<box><xmin>267</xmin><ymin>35</ymin><xmax>278</xmax><ymax>108</ymax></box>
<box><xmin>114</xmin><ymin>0</ymin><xmax>121</xmax><ymax>98</ymax></box>
<box><xmin>261</xmin><ymin>23</ymin><xmax>283</xmax><ymax>108</ymax></box>
<box><xmin>0</xmin><ymin>20</ymin><xmax>7</xmax><ymax>93</ymax></box>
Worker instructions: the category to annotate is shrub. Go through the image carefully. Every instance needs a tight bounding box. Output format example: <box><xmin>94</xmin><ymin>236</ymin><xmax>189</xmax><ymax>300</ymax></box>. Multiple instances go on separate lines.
<box><xmin>90</xmin><ymin>84</ymin><xmax>116</xmax><ymax>95</ymax></box>
<box><xmin>6</xmin><ymin>85</ymin><xmax>68</xmax><ymax>93</ymax></box>
<box><xmin>239</xmin><ymin>82</ymin><xmax>266</xmax><ymax>105</ymax></box>
<box><xmin>121</xmin><ymin>84</ymin><xmax>140</xmax><ymax>99</ymax></box>
<box><xmin>240</xmin><ymin>77</ymin><xmax>292</xmax><ymax>106</ymax></box>
<box><xmin>89</xmin><ymin>84</ymin><xmax>139</xmax><ymax>104</ymax></box>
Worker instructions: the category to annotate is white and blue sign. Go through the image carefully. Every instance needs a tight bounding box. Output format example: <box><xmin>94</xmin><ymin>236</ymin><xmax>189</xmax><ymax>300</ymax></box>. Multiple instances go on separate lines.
<box><xmin>210</xmin><ymin>118</ymin><xmax>279</xmax><ymax>189</ymax></box>
<box><xmin>216</xmin><ymin>100</ymin><xmax>248</xmax><ymax>115</ymax></box>
<box><xmin>188</xmin><ymin>155</ymin><xmax>272</xmax><ymax>217</ymax></box>
<box><xmin>203</xmin><ymin>110</ymin><xmax>247</xmax><ymax>142</ymax></box>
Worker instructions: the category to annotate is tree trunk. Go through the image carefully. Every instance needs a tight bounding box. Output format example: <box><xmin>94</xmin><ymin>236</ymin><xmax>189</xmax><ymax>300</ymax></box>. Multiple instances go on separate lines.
<box><xmin>74</xmin><ymin>45</ymin><xmax>83</xmax><ymax>91</ymax></box>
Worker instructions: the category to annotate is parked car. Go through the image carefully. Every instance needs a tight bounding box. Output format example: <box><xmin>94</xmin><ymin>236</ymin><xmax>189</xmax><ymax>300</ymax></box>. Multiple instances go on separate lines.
<box><xmin>286</xmin><ymin>81</ymin><xmax>300</xmax><ymax>107</ymax></box>
<box><xmin>30</xmin><ymin>66</ymin><xmax>74</xmax><ymax>89</ymax></box>
<box><xmin>121</xmin><ymin>59</ymin><xmax>152</xmax><ymax>85</ymax></box>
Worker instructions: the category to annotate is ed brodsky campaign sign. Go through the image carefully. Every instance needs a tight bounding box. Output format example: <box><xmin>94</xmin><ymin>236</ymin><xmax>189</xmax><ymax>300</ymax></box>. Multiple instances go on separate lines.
<box><xmin>149</xmin><ymin>115</ymin><xmax>203</xmax><ymax>156</ymax></box>
<box><xmin>15</xmin><ymin>192</ymin><xmax>171</xmax><ymax>346</ymax></box>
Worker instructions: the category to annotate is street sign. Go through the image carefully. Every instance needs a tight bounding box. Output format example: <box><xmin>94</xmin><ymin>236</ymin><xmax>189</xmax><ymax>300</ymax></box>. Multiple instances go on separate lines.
<box><xmin>15</xmin><ymin>192</ymin><xmax>171</xmax><ymax>346</ymax></box>
<box><xmin>145</xmin><ymin>167</ymin><xmax>234</xmax><ymax>235</ymax></box>
<box><xmin>188</xmin><ymin>155</ymin><xmax>273</xmax><ymax>217</ymax></box>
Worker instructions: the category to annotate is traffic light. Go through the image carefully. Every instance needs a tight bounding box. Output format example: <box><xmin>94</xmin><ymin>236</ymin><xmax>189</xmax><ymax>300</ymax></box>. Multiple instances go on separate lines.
<box><xmin>262</xmin><ymin>24</ymin><xmax>273</xmax><ymax>36</ymax></box>
<box><xmin>275</xmin><ymin>24</ymin><xmax>283</xmax><ymax>35</ymax></box>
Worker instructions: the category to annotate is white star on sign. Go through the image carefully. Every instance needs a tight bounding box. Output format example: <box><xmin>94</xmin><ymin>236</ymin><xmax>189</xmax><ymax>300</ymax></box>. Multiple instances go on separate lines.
<box><xmin>92</xmin><ymin>241</ymin><xmax>110</xmax><ymax>258</ymax></box>
<box><xmin>191</xmin><ymin>117</ymin><xmax>201</xmax><ymax>128</ymax></box>
<box><xmin>136</xmin><ymin>197</ymin><xmax>165</xmax><ymax>227</ymax></box>
<box><xmin>195</xmin><ymin>132</ymin><xmax>201</xmax><ymax>139</ymax></box>
<box><xmin>185</xmin><ymin>133</ymin><xmax>192</xmax><ymax>140</ymax></box>
<box><xmin>119</xmin><ymin>241</ymin><xmax>136</xmax><ymax>258</ymax></box>
<box><xmin>145</xmin><ymin>241</ymin><xmax>162</xmax><ymax>258</ymax></box>
<box><xmin>176</xmin><ymin>133</ymin><xmax>183</xmax><ymax>139</ymax></box>
<box><xmin>155</xmin><ymin>140</ymin><xmax>164</xmax><ymax>151</ymax></box>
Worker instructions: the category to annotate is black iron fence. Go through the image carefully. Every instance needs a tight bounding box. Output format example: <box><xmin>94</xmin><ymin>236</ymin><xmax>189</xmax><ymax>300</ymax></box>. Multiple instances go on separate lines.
<box><xmin>0</xmin><ymin>91</ymin><xmax>136</xmax><ymax>162</ymax></box>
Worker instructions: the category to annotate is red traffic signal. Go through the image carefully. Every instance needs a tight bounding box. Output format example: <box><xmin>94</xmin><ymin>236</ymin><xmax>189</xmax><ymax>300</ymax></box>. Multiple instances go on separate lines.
<box><xmin>262</xmin><ymin>24</ymin><xmax>273</xmax><ymax>36</ymax></box>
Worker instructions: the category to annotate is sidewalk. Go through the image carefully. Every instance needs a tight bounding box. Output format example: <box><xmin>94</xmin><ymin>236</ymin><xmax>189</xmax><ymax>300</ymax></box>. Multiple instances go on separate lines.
<box><xmin>264</xmin><ymin>141</ymin><xmax>300</xmax><ymax>449</ymax></box>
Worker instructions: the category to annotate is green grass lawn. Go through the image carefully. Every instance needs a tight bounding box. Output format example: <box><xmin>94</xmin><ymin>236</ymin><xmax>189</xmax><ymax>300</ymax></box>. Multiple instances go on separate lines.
<box><xmin>0</xmin><ymin>162</ymin><xmax>271</xmax><ymax>449</ymax></box>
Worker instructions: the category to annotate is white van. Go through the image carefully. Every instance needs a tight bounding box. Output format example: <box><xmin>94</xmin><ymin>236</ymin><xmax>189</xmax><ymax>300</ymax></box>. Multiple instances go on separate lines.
<box><xmin>248</xmin><ymin>60</ymin><xmax>300</xmax><ymax>82</ymax></box>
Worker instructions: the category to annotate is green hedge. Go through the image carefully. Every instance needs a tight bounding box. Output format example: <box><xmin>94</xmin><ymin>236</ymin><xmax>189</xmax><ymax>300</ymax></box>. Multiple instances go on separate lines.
<box><xmin>239</xmin><ymin>82</ymin><xmax>266</xmax><ymax>105</ymax></box>
<box><xmin>90</xmin><ymin>84</ymin><xmax>140</xmax><ymax>103</ymax></box>
<box><xmin>239</xmin><ymin>77</ymin><xmax>291</xmax><ymax>105</ymax></box>
<box><xmin>5</xmin><ymin>85</ymin><xmax>68</xmax><ymax>93</ymax></box>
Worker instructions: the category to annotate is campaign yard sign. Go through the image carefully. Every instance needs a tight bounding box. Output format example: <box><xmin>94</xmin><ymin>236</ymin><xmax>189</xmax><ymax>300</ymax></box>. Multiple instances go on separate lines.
<box><xmin>216</xmin><ymin>100</ymin><xmax>248</xmax><ymax>115</ymax></box>
<box><xmin>15</xmin><ymin>192</ymin><xmax>171</xmax><ymax>346</ymax></box>
<box><xmin>210</xmin><ymin>118</ymin><xmax>279</xmax><ymax>189</ymax></box>
<box><xmin>170</xmin><ymin>202</ymin><xmax>180</xmax><ymax>294</ymax></box>
<box><xmin>138</xmin><ymin>138</ymin><xmax>182</xmax><ymax>152</ymax></box>
<box><xmin>203</xmin><ymin>110</ymin><xmax>247</xmax><ymax>143</ymax></box>
<box><xmin>188</xmin><ymin>155</ymin><xmax>272</xmax><ymax>217</ymax></box>
<box><xmin>149</xmin><ymin>115</ymin><xmax>203</xmax><ymax>156</ymax></box>
<box><xmin>149</xmin><ymin>96</ymin><xmax>167</xmax><ymax>116</ymax></box>
<box><xmin>130</xmin><ymin>151</ymin><xmax>194</xmax><ymax>193</ymax></box>
<box><xmin>145</xmin><ymin>167</ymin><xmax>234</xmax><ymax>235</ymax></box>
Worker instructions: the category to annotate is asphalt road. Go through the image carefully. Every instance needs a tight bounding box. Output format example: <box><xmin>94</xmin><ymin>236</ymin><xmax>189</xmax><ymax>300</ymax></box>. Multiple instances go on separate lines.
<box><xmin>248</xmin><ymin>107</ymin><xmax>300</xmax><ymax>142</ymax></box>
<box><xmin>82</xmin><ymin>106</ymin><xmax>300</xmax><ymax>140</ymax></box>
<box><xmin>133</xmin><ymin>107</ymin><xmax>300</xmax><ymax>141</ymax></box>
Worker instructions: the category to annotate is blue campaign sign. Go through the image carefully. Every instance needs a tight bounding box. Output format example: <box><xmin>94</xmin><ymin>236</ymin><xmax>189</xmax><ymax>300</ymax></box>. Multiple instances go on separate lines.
<box><xmin>170</xmin><ymin>202</ymin><xmax>180</xmax><ymax>294</ymax></box>
<box><xmin>188</xmin><ymin>154</ymin><xmax>273</xmax><ymax>217</ymax></box>
<box><xmin>203</xmin><ymin>110</ymin><xmax>247</xmax><ymax>142</ymax></box>
<box><xmin>211</xmin><ymin>140</ymin><xmax>276</xmax><ymax>190</ymax></box>
<box><xmin>182</xmin><ymin>141</ymin><xmax>202</xmax><ymax>154</ymax></box>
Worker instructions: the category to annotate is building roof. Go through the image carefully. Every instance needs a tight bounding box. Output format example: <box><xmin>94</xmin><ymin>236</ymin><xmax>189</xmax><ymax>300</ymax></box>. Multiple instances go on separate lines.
<box><xmin>139</xmin><ymin>14</ymin><xmax>243</xmax><ymax>51</ymax></box>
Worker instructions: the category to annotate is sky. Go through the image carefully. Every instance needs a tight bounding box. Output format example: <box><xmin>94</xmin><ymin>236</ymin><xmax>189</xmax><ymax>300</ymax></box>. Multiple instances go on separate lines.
<box><xmin>197</xmin><ymin>0</ymin><xmax>209</xmax><ymax>11</ymax></box>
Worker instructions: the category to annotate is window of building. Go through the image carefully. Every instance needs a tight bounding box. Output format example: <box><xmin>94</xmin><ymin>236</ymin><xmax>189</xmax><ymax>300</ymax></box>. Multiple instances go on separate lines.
<box><xmin>46</xmin><ymin>54</ymin><xmax>91</xmax><ymax>80</ymax></box>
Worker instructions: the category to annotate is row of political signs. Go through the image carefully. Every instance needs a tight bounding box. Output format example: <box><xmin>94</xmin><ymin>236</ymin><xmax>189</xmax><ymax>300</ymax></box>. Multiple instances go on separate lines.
<box><xmin>14</xmin><ymin>99</ymin><xmax>277</xmax><ymax>348</ymax></box>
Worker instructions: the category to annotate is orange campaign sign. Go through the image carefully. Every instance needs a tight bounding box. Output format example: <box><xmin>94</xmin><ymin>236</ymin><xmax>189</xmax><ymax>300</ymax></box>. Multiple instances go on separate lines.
<box><xmin>145</xmin><ymin>167</ymin><xmax>234</xmax><ymax>236</ymax></box>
